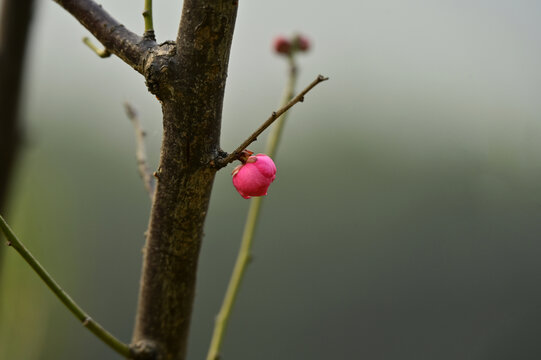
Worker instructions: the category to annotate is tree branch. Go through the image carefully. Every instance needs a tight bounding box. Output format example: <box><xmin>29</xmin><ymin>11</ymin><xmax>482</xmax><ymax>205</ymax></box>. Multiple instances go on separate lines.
<box><xmin>0</xmin><ymin>215</ymin><xmax>131</xmax><ymax>358</ymax></box>
<box><xmin>53</xmin><ymin>0</ymin><xmax>154</xmax><ymax>73</ymax></box>
<box><xmin>131</xmin><ymin>1</ymin><xmax>239</xmax><ymax>359</ymax></box>
<box><xmin>216</xmin><ymin>75</ymin><xmax>329</xmax><ymax>168</ymax></box>
<box><xmin>0</xmin><ymin>0</ymin><xmax>35</xmax><ymax>264</ymax></box>
<box><xmin>124</xmin><ymin>102</ymin><xmax>155</xmax><ymax>200</ymax></box>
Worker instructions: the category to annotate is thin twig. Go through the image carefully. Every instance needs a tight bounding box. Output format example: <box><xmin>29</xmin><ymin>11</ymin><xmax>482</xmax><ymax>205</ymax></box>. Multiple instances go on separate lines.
<box><xmin>206</xmin><ymin>56</ymin><xmax>302</xmax><ymax>360</ymax></box>
<box><xmin>216</xmin><ymin>74</ymin><xmax>328</xmax><ymax>168</ymax></box>
<box><xmin>82</xmin><ymin>37</ymin><xmax>111</xmax><ymax>58</ymax></box>
<box><xmin>142</xmin><ymin>0</ymin><xmax>155</xmax><ymax>41</ymax></box>
<box><xmin>0</xmin><ymin>214</ymin><xmax>131</xmax><ymax>358</ymax></box>
<box><xmin>124</xmin><ymin>102</ymin><xmax>155</xmax><ymax>199</ymax></box>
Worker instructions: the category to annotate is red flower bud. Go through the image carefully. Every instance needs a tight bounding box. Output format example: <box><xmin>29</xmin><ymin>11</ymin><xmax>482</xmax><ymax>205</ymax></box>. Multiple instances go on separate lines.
<box><xmin>232</xmin><ymin>154</ymin><xmax>277</xmax><ymax>199</ymax></box>
<box><xmin>273</xmin><ymin>36</ymin><xmax>291</xmax><ymax>55</ymax></box>
<box><xmin>296</xmin><ymin>35</ymin><xmax>310</xmax><ymax>51</ymax></box>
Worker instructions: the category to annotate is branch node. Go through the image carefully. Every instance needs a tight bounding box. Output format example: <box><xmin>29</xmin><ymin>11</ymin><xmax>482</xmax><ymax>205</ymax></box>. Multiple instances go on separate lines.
<box><xmin>210</xmin><ymin>150</ymin><xmax>229</xmax><ymax>169</ymax></box>
<box><xmin>82</xmin><ymin>37</ymin><xmax>111</xmax><ymax>58</ymax></box>
<box><xmin>218</xmin><ymin>149</ymin><xmax>228</xmax><ymax>158</ymax></box>
<box><xmin>83</xmin><ymin>317</ymin><xmax>92</xmax><ymax>327</ymax></box>
<box><xmin>143</xmin><ymin>30</ymin><xmax>156</xmax><ymax>42</ymax></box>
<box><xmin>130</xmin><ymin>339</ymin><xmax>159</xmax><ymax>360</ymax></box>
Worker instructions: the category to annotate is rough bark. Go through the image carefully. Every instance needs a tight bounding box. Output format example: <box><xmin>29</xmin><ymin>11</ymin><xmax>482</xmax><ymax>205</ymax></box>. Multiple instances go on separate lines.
<box><xmin>52</xmin><ymin>0</ymin><xmax>238</xmax><ymax>358</ymax></box>
<box><xmin>131</xmin><ymin>2</ymin><xmax>238</xmax><ymax>359</ymax></box>
<box><xmin>0</xmin><ymin>0</ymin><xmax>35</xmax><ymax>254</ymax></box>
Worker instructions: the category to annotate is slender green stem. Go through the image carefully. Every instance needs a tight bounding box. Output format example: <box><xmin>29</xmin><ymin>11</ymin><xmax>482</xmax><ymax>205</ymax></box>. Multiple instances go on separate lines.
<box><xmin>82</xmin><ymin>37</ymin><xmax>111</xmax><ymax>58</ymax></box>
<box><xmin>205</xmin><ymin>196</ymin><xmax>263</xmax><ymax>360</ymax></box>
<box><xmin>142</xmin><ymin>0</ymin><xmax>155</xmax><ymax>40</ymax></box>
<box><xmin>206</xmin><ymin>56</ymin><xmax>299</xmax><ymax>360</ymax></box>
<box><xmin>0</xmin><ymin>214</ymin><xmax>131</xmax><ymax>358</ymax></box>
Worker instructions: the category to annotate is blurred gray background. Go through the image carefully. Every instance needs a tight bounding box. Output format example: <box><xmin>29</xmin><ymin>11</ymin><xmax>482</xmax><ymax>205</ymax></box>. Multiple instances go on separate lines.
<box><xmin>2</xmin><ymin>0</ymin><xmax>541</xmax><ymax>359</ymax></box>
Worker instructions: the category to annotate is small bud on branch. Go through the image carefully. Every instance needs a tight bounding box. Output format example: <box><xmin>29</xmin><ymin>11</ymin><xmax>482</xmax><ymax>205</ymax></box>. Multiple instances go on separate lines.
<box><xmin>232</xmin><ymin>153</ymin><xmax>276</xmax><ymax>199</ymax></box>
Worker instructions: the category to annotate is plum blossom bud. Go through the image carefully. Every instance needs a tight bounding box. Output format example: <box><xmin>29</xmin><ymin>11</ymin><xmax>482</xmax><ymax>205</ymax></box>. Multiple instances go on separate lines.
<box><xmin>232</xmin><ymin>154</ymin><xmax>277</xmax><ymax>199</ymax></box>
<box><xmin>295</xmin><ymin>35</ymin><xmax>310</xmax><ymax>52</ymax></box>
<box><xmin>273</xmin><ymin>36</ymin><xmax>291</xmax><ymax>55</ymax></box>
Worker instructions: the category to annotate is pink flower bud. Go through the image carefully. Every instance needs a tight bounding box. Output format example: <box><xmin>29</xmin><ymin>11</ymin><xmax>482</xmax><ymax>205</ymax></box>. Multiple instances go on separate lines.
<box><xmin>297</xmin><ymin>35</ymin><xmax>310</xmax><ymax>51</ymax></box>
<box><xmin>232</xmin><ymin>154</ymin><xmax>277</xmax><ymax>199</ymax></box>
<box><xmin>273</xmin><ymin>36</ymin><xmax>291</xmax><ymax>55</ymax></box>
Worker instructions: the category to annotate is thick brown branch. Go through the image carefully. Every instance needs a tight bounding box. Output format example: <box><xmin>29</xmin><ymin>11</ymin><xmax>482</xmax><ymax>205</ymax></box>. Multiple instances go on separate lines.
<box><xmin>53</xmin><ymin>0</ymin><xmax>153</xmax><ymax>73</ymax></box>
<box><xmin>131</xmin><ymin>1</ymin><xmax>239</xmax><ymax>359</ymax></box>
<box><xmin>216</xmin><ymin>75</ymin><xmax>329</xmax><ymax>168</ymax></box>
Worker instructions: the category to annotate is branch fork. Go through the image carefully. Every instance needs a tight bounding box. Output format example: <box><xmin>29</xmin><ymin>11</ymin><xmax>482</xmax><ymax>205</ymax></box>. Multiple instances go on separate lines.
<box><xmin>54</xmin><ymin>0</ymin><xmax>156</xmax><ymax>74</ymax></box>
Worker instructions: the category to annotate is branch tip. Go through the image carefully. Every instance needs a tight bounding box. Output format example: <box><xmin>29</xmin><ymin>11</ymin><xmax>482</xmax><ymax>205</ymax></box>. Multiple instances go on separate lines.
<box><xmin>82</xmin><ymin>37</ymin><xmax>111</xmax><ymax>58</ymax></box>
<box><xmin>124</xmin><ymin>101</ymin><xmax>137</xmax><ymax>118</ymax></box>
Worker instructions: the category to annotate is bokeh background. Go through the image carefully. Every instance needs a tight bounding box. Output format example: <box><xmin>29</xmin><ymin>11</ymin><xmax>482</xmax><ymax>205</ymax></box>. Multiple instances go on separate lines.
<box><xmin>2</xmin><ymin>0</ymin><xmax>541</xmax><ymax>359</ymax></box>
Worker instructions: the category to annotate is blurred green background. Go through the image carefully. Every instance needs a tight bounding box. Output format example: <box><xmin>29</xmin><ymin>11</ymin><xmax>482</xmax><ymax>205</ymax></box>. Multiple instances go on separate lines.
<box><xmin>3</xmin><ymin>0</ymin><xmax>541</xmax><ymax>359</ymax></box>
